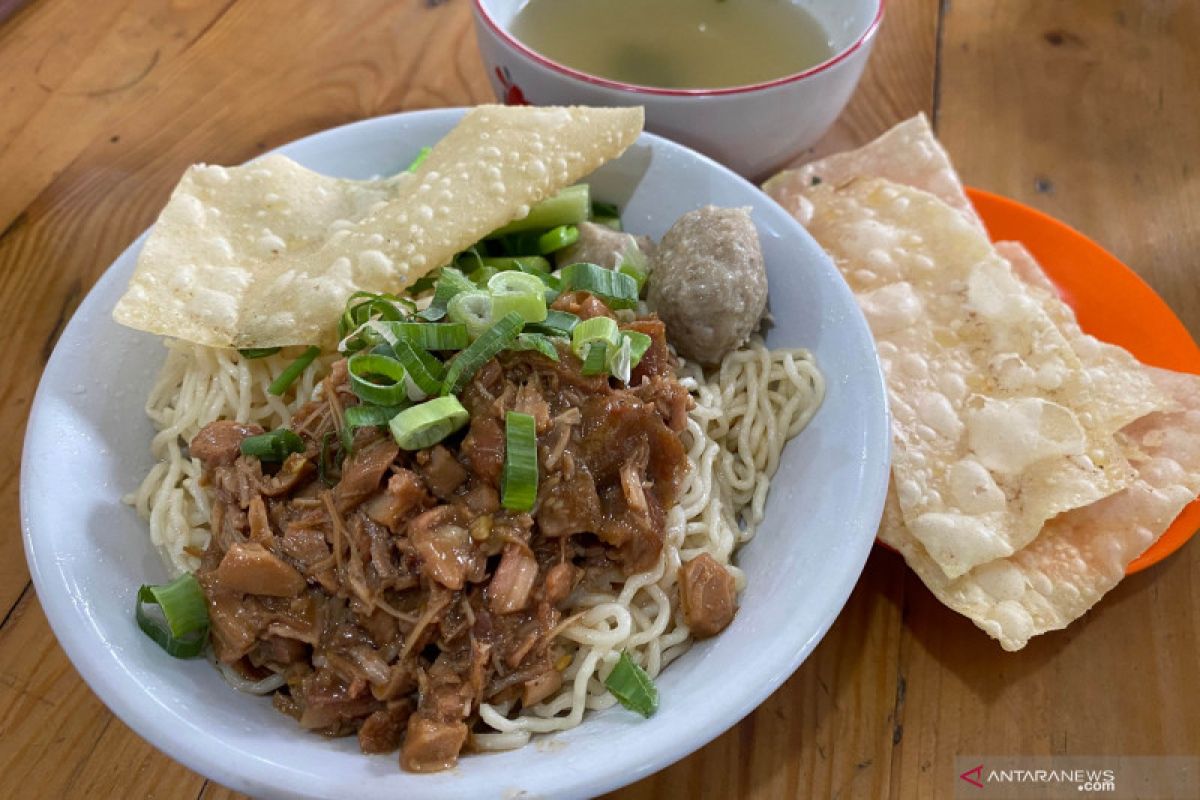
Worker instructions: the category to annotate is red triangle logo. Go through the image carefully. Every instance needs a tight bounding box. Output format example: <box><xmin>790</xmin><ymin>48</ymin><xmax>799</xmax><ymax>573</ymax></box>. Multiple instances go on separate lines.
<box><xmin>960</xmin><ymin>764</ymin><xmax>984</xmax><ymax>788</ymax></box>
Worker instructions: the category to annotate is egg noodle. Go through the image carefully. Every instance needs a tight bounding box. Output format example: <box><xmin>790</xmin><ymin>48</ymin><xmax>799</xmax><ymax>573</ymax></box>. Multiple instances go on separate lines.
<box><xmin>127</xmin><ymin>336</ymin><xmax>824</xmax><ymax>747</ymax></box>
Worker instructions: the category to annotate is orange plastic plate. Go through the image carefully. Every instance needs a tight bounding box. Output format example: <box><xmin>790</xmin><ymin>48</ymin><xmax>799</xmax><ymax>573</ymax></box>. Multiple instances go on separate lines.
<box><xmin>966</xmin><ymin>187</ymin><xmax>1200</xmax><ymax>573</ymax></box>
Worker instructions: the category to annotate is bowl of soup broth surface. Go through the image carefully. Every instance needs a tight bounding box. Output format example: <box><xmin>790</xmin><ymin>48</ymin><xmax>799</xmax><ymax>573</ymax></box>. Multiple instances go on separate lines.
<box><xmin>472</xmin><ymin>0</ymin><xmax>883</xmax><ymax>178</ymax></box>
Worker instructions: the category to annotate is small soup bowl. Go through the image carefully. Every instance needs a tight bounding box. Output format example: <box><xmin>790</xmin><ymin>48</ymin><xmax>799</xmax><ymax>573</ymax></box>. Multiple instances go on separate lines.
<box><xmin>471</xmin><ymin>0</ymin><xmax>884</xmax><ymax>179</ymax></box>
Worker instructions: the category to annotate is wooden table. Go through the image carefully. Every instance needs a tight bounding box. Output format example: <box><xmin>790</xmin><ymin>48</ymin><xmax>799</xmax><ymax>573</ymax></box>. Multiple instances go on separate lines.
<box><xmin>2</xmin><ymin>1</ymin><xmax>1197</xmax><ymax>797</ymax></box>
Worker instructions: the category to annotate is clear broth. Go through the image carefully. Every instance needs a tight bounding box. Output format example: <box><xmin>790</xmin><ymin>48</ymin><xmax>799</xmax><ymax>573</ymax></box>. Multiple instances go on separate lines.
<box><xmin>510</xmin><ymin>0</ymin><xmax>833</xmax><ymax>90</ymax></box>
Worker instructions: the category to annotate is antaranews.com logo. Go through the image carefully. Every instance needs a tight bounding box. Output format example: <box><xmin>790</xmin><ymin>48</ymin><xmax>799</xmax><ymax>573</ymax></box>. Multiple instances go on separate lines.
<box><xmin>959</xmin><ymin>763</ymin><xmax>1115</xmax><ymax>792</ymax></box>
<box><xmin>953</xmin><ymin>756</ymin><xmax>1198</xmax><ymax>799</ymax></box>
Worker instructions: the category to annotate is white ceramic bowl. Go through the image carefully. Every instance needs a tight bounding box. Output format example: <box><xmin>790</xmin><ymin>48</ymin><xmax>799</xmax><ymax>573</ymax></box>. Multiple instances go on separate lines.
<box><xmin>472</xmin><ymin>0</ymin><xmax>883</xmax><ymax>179</ymax></box>
<box><xmin>22</xmin><ymin>108</ymin><xmax>889</xmax><ymax>799</ymax></box>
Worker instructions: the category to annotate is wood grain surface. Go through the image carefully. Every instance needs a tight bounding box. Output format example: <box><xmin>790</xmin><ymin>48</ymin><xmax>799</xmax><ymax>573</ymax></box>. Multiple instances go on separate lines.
<box><xmin>2</xmin><ymin>1</ymin><xmax>1197</xmax><ymax>797</ymax></box>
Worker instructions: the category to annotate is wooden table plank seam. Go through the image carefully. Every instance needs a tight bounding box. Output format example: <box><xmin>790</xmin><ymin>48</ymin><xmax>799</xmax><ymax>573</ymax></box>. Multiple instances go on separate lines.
<box><xmin>0</xmin><ymin>582</ymin><xmax>33</xmax><ymax>637</ymax></box>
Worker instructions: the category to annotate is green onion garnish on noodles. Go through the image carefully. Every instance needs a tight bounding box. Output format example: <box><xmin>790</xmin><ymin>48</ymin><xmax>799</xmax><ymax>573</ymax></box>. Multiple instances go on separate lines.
<box><xmin>509</xmin><ymin>332</ymin><xmax>560</xmax><ymax>362</ymax></box>
<box><xmin>536</xmin><ymin>224</ymin><xmax>579</xmax><ymax>254</ymax></box>
<box><xmin>616</xmin><ymin>242</ymin><xmax>650</xmax><ymax>294</ymax></box>
<box><xmin>135</xmin><ymin>573</ymin><xmax>210</xmax><ymax>659</ymax></box>
<box><xmin>268</xmin><ymin>345</ymin><xmax>321</xmax><ymax>396</ymax></box>
<box><xmin>447</xmin><ymin>290</ymin><xmax>494</xmax><ymax>340</ymax></box>
<box><xmin>406</xmin><ymin>268</ymin><xmax>441</xmax><ymax>297</ymax></box>
<box><xmin>347</xmin><ymin>352</ymin><xmax>409</xmax><ymax>406</ymax></box>
<box><xmin>570</xmin><ymin>316</ymin><xmax>621</xmax><ymax>360</ymax></box>
<box><xmin>591</xmin><ymin>200</ymin><xmax>620</xmax><ymax>218</ymax></box>
<box><xmin>481</xmin><ymin>255</ymin><xmax>552</xmax><ymax>275</ymax></box>
<box><xmin>379</xmin><ymin>321</ymin><xmax>469</xmax><ymax>351</ymax></box>
<box><xmin>342</xmin><ymin>403</ymin><xmax>408</xmax><ymax>451</ymax></box>
<box><xmin>406</xmin><ymin>145</ymin><xmax>432</xmax><ymax>172</ymax></box>
<box><xmin>488</xmin><ymin>270</ymin><xmax>548</xmax><ymax>324</ymax></box>
<box><xmin>453</xmin><ymin>245</ymin><xmax>488</xmax><ymax>275</ymax></box>
<box><xmin>391</xmin><ymin>339</ymin><xmax>446</xmax><ymax>396</ymax></box>
<box><xmin>524</xmin><ymin>310</ymin><xmax>580</xmax><ymax>338</ymax></box>
<box><xmin>468</xmin><ymin>265</ymin><xmax>499</xmax><ymax>287</ymax></box>
<box><xmin>240</xmin><ymin>428</ymin><xmax>305</xmax><ymax>461</ymax></box>
<box><xmin>490</xmin><ymin>184</ymin><xmax>590</xmax><ymax>236</ymax></box>
<box><xmin>440</xmin><ymin>311</ymin><xmax>525</xmax><ymax>395</ymax></box>
<box><xmin>237</xmin><ymin>347</ymin><xmax>281</xmax><ymax>359</ymax></box>
<box><xmin>501</xmin><ymin>411</ymin><xmax>538</xmax><ymax>512</ymax></box>
<box><xmin>338</xmin><ymin>292</ymin><xmax>416</xmax><ymax>352</ymax></box>
<box><xmin>558</xmin><ymin>262</ymin><xmax>639</xmax><ymax>309</ymax></box>
<box><xmin>418</xmin><ymin>267</ymin><xmax>475</xmax><ymax>321</ymax></box>
<box><xmin>607</xmin><ymin>335</ymin><xmax>633</xmax><ymax>384</ymax></box>
<box><xmin>624</xmin><ymin>330</ymin><xmax>653</xmax><ymax>370</ymax></box>
<box><xmin>388</xmin><ymin>395</ymin><xmax>469</xmax><ymax>450</ymax></box>
<box><xmin>580</xmin><ymin>343</ymin><xmax>609</xmax><ymax>376</ymax></box>
<box><xmin>590</xmin><ymin>199</ymin><xmax>622</xmax><ymax>230</ymax></box>
<box><xmin>604</xmin><ymin>651</ymin><xmax>658</xmax><ymax>718</ymax></box>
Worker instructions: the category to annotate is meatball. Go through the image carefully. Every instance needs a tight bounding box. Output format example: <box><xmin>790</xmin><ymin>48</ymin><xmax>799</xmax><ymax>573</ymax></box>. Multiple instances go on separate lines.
<box><xmin>647</xmin><ymin>206</ymin><xmax>767</xmax><ymax>364</ymax></box>
<box><xmin>554</xmin><ymin>221</ymin><xmax>655</xmax><ymax>270</ymax></box>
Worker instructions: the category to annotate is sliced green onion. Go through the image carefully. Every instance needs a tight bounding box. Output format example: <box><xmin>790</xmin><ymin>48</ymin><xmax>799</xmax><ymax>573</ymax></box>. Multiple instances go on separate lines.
<box><xmin>509</xmin><ymin>333</ymin><xmax>560</xmax><ymax>362</ymax></box>
<box><xmin>608</xmin><ymin>335</ymin><xmax>633</xmax><ymax>384</ymax></box>
<box><xmin>418</xmin><ymin>267</ymin><xmax>475</xmax><ymax>322</ymax></box>
<box><xmin>447</xmin><ymin>290</ymin><xmax>494</xmax><ymax>340</ymax></box>
<box><xmin>537</xmin><ymin>224</ymin><xmax>579</xmax><ymax>254</ymax></box>
<box><xmin>391</xmin><ymin>339</ymin><xmax>446</xmax><ymax>396</ymax></box>
<box><xmin>558</xmin><ymin>262</ymin><xmax>639</xmax><ymax>310</ymax></box>
<box><xmin>623</xmin><ymin>330</ymin><xmax>653</xmax><ymax>369</ymax></box>
<box><xmin>616</xmin><ymin>241</ymin><xmax>650</xmax><ymax>294</ymax></box>
<box><xmin>406</xmin><ymin>145</ymin><xmax>431</xmax><ymax>173</ymax></box>
<box><xmin>342</xmin><ymin>403</ymin><xmax>408</xmax><ymax>451</ymax></box>
<box><xmin>481</xmin><ymin>255</ymin><xmax>552</xmax><ymax>275</ymax></box>
<box><xmin>524</xmin><ymin>309</ymin><xmax>580</xmax><ymax>338</ymax></box>
<box><xmin>501</xmin><ymin>411</ymin><xmax>538</xmax><ymax>512</ymax></box>
<box><xmin>377</xmin><ymin>321</ymin><xmax>468</xmax><ymax>351</ymax></box>
<box><xmin>571</xmin><ymin>316</ymin><xmax>621</xmax><ymax>360</ymax></box>
<box><xmin>490</xmin><ymin>184</ymin><xmax>590</xmax><ymax>236</ymax></box>
<box><xmin>338</xmin><ymin>291</ymin><xmax>417</xmax><ymax>353</ymax></box>
<box><xmin>268</xmin><ymin>346</ymin><xmax>321</xmax><ymax>396</ymax></box>
<box><xmin>468</xmin><ymin>265</ymin><xmax>499</xmax><ymax>286</ymax></box>
<box><xmin>339</xmin><ymin>291</ymin><xmax>415</xmax><ymax>337</ymax></box>
<box><xmin>440</xmin><ymin>311</ymin><xmax>525</xmax><ymax>395</ymax></box>
<box><xmin>591</xmin><ymin>200</ymin><xmax>620</xmax><ymax>219</ymax></box>
<box><xmin>388</xmin><ymin>395</ymin><xmax>469</xmax><ymax>450</ymax></box>
<box><xmin>406</xmin><ymin>268</ymin><xmax>441</xmax><ymax>297</ymax></box>
<box><xmin>347</xmin><ymin>352</ymin><xmax>408</xmax><ymax>406</ymax></box>
<box><xmin>494</xmin><ymin>231</ymin><xmax>542</xmax><ymax>256</ymax></box>
<box><xmin>238</xmin><ymin>347</ymin><xmax>281</xmax><ymax>359</ymax></box>
<box><xmin>590</xmin><ymin>200</ymin><xmax>623</xmax><ymax>231</ymax></box>
<box><xmin>580</xmin><ymin>342</ymin><xmax>609</xmax><ymax>376</ymax></box>
<box><xmin>604</xmin><ymin>651</ymin><xmax>658</xmax><ymax>718</ymax></box>
<box><xmin>488</xmin><ymin>270</ymin><xmax>548</xmax><ymax>324</ymax></box>
<box><xmin>344</xmin><ymin>402</ymin><xmax>408</xmax><ymax>431</ymax></box>
<box><xmin>240</xmin><ymin>428</ymin><xmax>305</xmax><ymax>461</ymax></box>
<box><xmin>135</xmin><ymin>573</ymin><xmax>210</xmax><ymax>659</ymax></box>
<box><xmin>453</xmin><ymin>246</ymin><xmax>488</xmax><ymax>274</ymax></box>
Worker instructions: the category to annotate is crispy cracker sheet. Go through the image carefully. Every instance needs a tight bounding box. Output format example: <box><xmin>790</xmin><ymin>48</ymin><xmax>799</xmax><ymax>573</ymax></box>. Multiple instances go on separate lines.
<box><xmin>765</xmin><ymin>114</ymin><xmax>983</xmax><ymax>233</ymax></box>
<box><xmin>805</xmin><ymin>178</ymin><xmax>1133</xmax><ymax>579</ymax></box>
<box><xmin>879</xmin><ymin>365</ymin><xmax>1200</xmax><ymax>650</ymax></box>
<box><xmin>768</xmin><ymin>114</ymin><xmax>1198</xmax><ymax>649</ymax></box>
<box><xmin>114</xmin><ymin>106</ymin><xmax>644</xmax><ymax>348</ymax></box>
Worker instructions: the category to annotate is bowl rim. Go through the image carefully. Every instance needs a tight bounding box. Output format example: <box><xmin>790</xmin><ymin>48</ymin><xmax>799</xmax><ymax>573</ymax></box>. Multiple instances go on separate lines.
<box><xmin>21</xmin><ymin>107</ymin><xmax>891</xmax><ymax>799</ymax></box>
<box><xmin>471</xmin><ymin>0</ymin><xmax>886</xmax><ymax>98</ymax></box>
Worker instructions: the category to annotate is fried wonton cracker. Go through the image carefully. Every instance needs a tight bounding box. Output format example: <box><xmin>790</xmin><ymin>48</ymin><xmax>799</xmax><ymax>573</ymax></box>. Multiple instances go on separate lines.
<box><xmin>764</xmin><ymin>113</ymin><xmax>983</xmax><ymax>233</ymax></box>
<box><xmin>767</xmin><ymin>114</ymin><xmax>1198</xmax><ymax>649</ymax></box>
<box><xmin>803</xmin><ymin>178</ymin><xmax>1134</xmax><ymax>579</ymax></box>
<box><xmin>879</xmin><ymin>366</ymin><xmax>1200</xmax><ymax>650</ymax></box>
<box><xmin>114</xmin><ymin>105</ymin><xmax>644</xmax><ymax>348</ymax></box>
